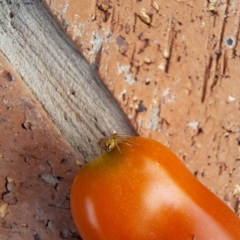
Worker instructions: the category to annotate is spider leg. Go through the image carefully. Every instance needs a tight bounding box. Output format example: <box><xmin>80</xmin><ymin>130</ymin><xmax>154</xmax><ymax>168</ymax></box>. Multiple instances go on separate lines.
<box><xmin>99</xmin><ymin>141</ymin><xmax>105</xmax><ymax>155</ymax></box>
<box><xmin>116</xmin><ymin>144</ymin><xmax>123</xmax><ymax>154</ymax></box>
<box><xmin>121</xmin><ymin>142</ymin><xmax>133</xmax><ymax>147</ymax></box>
<box><xmin>115</xmin><ymin>134</ymin><xmax>131</xmax><ymax>138</ymax></box>
<box><xmin>122</xmin><ymin>138</ymin><xmax>140</xmax><ymax>146</ymax></box>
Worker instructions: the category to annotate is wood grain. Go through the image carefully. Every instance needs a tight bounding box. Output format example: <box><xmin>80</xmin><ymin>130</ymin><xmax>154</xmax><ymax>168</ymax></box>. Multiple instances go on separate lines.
<box><xmin>0</xmin><ymin>0</ymin><xmax>136</xmax><ymax>162</ymax></box>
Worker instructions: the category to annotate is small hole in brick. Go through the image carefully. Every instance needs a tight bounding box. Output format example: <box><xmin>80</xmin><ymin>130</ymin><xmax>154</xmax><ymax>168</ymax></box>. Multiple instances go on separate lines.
<box><xmin>225</xmin><ymin>37</ymin><xmax>235</xmax><ymax>47</ymax></box>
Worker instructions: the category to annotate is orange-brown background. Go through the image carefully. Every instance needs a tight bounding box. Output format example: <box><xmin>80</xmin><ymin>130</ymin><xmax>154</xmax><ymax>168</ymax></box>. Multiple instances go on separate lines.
<box><xmin>1</xmin><ymin>0</ymin><xmax>240</xmax><ymax>239</ymax></box>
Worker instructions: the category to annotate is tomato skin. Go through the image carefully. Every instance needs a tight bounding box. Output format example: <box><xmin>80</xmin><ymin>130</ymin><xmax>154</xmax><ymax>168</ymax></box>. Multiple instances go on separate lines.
<box><xmin>71</xmin><ymin>137</ymin><xmax>240</xmax><ymax>240</ymax></box>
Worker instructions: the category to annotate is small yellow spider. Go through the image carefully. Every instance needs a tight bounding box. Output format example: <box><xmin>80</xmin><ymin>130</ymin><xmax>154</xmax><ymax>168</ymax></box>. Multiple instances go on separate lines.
<box><xmin>98</xmin><ymin>134</ymin><xmax>138</xmax><ymax>154</ymax></box>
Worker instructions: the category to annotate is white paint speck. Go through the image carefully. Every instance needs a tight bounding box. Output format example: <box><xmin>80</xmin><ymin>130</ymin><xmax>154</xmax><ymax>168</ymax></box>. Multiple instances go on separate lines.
<box><xmin>162</xmin><ymin>88</ymin><xmax>176</xmax><ymax>103</ymax></box>
<box><xmin>117</xmin><ymin>63</ymin><xmax>136</xmax><ymax>85</ymax></box>
<box><xmin>187</xmin><ymin>121</ymin><xmax>199</xmax><ymax>130</ymax></box>
<box><xmin>162</xmin><ymin>88</ymin><xmax>170</xmax><ymax>97</ymax></box>
<box><xmin>228</xmin><ymin>95</ymin><xmax>235</xmax><ymax>102</ymax></box>
<box><xmin>147</xmin><ymin>107</ymin><xmax>161</xmax><ymax>131</ymax></box>
<box><xmin>63</xmin><ymin>0</ymin><xmax>69</xmax><ymax>14</ymax></box>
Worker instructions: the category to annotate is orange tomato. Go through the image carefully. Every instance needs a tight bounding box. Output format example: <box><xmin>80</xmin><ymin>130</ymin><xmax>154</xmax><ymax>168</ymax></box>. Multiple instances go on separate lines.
<box><xmin>70</xmin><ymin>136</ymin><xmax>240</xmax><ymax>240</ymax></box>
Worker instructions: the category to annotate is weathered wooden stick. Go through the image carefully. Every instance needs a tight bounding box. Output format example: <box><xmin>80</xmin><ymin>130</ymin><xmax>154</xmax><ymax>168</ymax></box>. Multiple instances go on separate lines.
<box><xmin>0</xmin><ymin>0</ymin><xmax>136</xmax><ymax>162</ymax></box>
